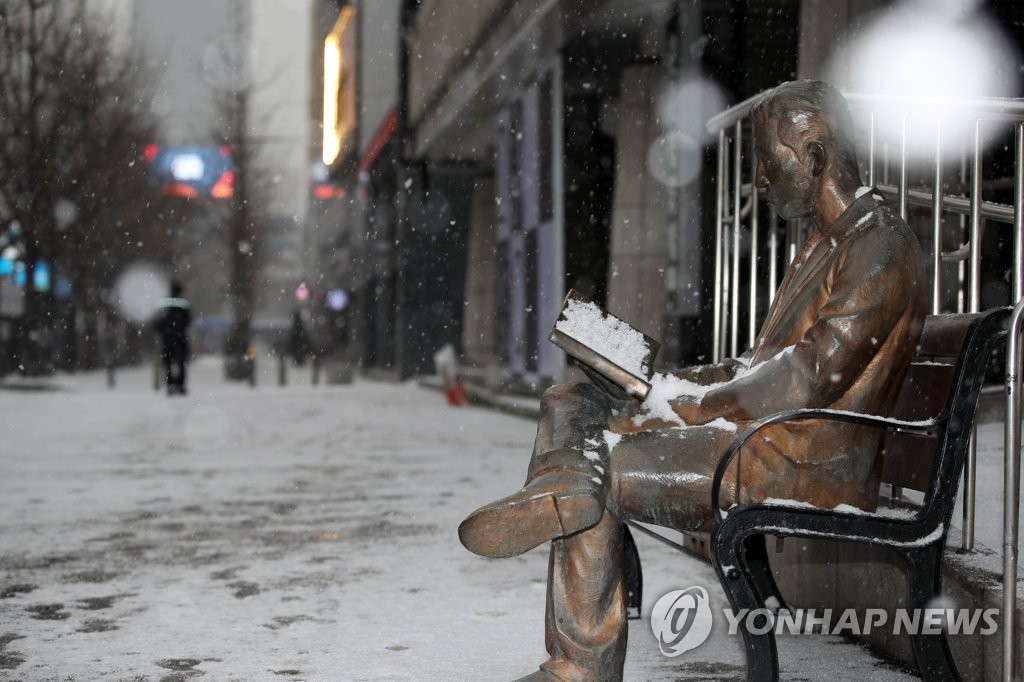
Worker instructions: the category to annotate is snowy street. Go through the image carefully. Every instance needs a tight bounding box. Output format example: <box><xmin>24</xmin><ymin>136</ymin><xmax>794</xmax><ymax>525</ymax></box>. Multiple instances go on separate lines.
<box><xmin>1</xmin><ymin>359</ymin><xmax>921</xmax><ymax>680</ymax></box>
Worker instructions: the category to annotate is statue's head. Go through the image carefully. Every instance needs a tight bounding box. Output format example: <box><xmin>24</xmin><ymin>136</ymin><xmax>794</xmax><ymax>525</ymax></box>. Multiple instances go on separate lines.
<box><xmin>750</xmin><ymin>80</ymin><xmax>862</xmax><ymax>221</ymax></box>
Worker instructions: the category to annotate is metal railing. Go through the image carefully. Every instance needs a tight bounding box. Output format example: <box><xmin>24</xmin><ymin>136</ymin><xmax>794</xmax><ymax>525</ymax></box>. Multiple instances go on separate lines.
<box><xmin>1002</xmin><ymin>298</ymin><xmax>1023</xmax><ymax>682</ymax></box>
<box><xmin>707</xmin><ymin>92</ymin><xmax>1024</xmax><ymax>680</ymax></box>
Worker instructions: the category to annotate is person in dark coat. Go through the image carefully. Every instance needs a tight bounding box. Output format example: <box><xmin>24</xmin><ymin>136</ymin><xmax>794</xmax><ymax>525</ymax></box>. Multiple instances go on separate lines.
<box><xmin>287</xmin><ymin>309</ymin><xmax>311</xmax><ymax>366</ymax></box>
<box><xmin>156</xmin><ymin>281</ymin><xmax>192</xmax><ymax>395</ymax></box>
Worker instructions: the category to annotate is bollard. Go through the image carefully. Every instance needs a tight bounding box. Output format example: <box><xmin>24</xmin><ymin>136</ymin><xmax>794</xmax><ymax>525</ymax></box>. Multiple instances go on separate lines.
<box><xmin>153</xmin><ymin>354</ymin><xmax>161</xmax><ymax>391</ymax></box>
<box><xmin>312</xmin><ymin>355</ymin><xmax>320</xmax><ymax>386</ymax></box>
<box><xmin>278</xmin><ymin>354</ymin><xmax>287</xmax><ymax>386</ymax></box>
<box><xmin>240</xmin><ymin>346</ymin><xmax>257</xmax><ymax>388</ymax></box>
<box><xmin>106</xmin><ymin>362</ymin><xmax>116</xmax><ymax>389</ymax></box>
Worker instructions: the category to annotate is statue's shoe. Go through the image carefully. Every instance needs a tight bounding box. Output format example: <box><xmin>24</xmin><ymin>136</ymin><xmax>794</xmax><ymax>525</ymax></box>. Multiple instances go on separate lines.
<box><xmin>458</xmin><ymin>470</ymin><xmax>603</xmax><ymax>558</ymax></box>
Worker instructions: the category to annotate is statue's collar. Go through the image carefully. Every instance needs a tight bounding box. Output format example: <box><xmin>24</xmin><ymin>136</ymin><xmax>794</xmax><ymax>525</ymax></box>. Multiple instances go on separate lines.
<box><xmin>823</xmin><ymin>188</ymin><xmax>886</xmax><ymax>239</ymax></box>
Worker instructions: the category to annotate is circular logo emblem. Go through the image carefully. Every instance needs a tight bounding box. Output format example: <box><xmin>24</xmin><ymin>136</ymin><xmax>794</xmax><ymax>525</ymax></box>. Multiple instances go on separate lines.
<box><xmin>650</xmin><ymin>587</ymin><xmax>714</xmax><ymax>657</ymax></box>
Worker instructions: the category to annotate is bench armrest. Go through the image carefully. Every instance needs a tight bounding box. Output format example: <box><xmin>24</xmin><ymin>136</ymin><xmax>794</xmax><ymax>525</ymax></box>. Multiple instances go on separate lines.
<box><xmin>710</xmin><ymin>408</ymin><xmax>939</xmax><ymax>524</ymax></box>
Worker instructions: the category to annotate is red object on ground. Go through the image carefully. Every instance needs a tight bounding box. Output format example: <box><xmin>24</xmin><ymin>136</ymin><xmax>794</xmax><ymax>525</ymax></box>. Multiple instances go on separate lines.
<box><xmin>445</xmin><ymin>379</ymin><xmax>468</xmax><ymax>407</ymax></box>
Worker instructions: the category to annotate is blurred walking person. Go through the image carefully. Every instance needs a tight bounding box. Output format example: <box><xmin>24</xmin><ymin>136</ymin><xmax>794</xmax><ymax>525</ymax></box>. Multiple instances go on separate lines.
<box><xmin>156</xmin><ymin>281</ymin><xmax>192</xmax><ymax>395</ymax></box>
<box><xmin>287</xmin><ymin>309</ymin><xmax>311</xmax><ymax>366</ymax></box>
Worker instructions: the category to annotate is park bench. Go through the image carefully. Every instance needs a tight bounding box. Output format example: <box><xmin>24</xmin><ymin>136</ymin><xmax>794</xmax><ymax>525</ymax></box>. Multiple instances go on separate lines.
<box><xmin>625</xmin><ymin>307</ymin><xmax>1010</xmax><ymax>682</ymax></box>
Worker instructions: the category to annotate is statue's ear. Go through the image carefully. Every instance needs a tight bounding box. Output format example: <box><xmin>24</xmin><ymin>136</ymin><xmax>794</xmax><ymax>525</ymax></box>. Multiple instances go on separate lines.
<box><xmin>806</xmin><ymin>141</ymin><xmax>826</xmax><ymax>176</ymax></box>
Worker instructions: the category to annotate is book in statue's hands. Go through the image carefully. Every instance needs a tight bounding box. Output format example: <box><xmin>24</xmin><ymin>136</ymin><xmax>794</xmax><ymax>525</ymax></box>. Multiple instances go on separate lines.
<box><xmin>549</xmin><ymin>289</ymin><xmax>661</xmax><ymax>400</ymax></box>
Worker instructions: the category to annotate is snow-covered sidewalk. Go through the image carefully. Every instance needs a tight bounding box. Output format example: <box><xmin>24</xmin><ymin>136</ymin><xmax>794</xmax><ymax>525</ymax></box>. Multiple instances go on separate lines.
<box><xmin>0</xmin><ymin>358</ymin><xmax>919</xmax><ymax>680</ymax></box>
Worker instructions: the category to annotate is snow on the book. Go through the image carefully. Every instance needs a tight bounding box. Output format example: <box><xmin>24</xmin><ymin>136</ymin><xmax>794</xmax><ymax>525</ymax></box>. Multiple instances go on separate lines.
<box><xmin>554</xmin><ymin>295</ymin><xmax>652</xmax><ymax>378</ymax></box>
<box><xmin>549</xmin><ymin>290</ymin><xmax>660</xmax><ymax>399</ymax></box>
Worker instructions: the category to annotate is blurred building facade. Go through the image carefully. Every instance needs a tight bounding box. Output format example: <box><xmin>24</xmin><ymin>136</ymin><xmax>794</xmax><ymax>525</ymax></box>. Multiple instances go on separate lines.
<box><xmin>309</xmin><ymin>0</ymin><xmax>1024</xmax><ymax>388</ymax></box>
<box><xmin>314</xmin><ymin>0</ymin><xmax>473</xmax><ymax>377</ymax></box>
<box><xmin>307</xmin><ymin>0</ymin><xmax>810</xmax><ymax>383</ymax></box>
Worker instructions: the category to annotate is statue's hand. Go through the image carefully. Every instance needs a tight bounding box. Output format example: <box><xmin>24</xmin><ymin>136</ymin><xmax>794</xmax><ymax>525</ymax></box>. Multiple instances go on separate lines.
<box><xmin>579</xmin><ymin>363</ymin><xmax>634</xmax><ymax>402</ymax></box>
<box><xmin>669</xmin><ymin>394</ymin><xmax>702</xmax><ymax>425</ymax></box>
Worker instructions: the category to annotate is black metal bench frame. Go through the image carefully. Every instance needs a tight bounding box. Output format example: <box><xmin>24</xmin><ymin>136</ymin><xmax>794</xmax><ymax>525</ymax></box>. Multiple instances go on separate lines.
<box><xmin>625</xmin><ymin>307</ymin><xmax>1009</xmax><ymax>681</ymax></box>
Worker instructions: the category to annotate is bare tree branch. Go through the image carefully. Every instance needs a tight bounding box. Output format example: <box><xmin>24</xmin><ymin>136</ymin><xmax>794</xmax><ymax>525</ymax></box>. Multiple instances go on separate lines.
<box><xmin>0</xmin><ymin>0</ymin><xmax>164</xmax><ymax>367</ymax></box>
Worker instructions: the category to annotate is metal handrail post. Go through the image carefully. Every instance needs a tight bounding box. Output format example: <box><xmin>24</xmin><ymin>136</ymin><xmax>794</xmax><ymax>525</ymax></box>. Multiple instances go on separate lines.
<box><xmin>958</xmin><ymin>147</ymin><xmax>968</xmax><ymax>314</ymax></box>
<box><xmin>899</xmin><ymin>116</ymin><xmax>908</xmax><ymax>220</ymax></box>
<box><xmin>713</xmin><ymin>128</ymin><xmax>726</xmax><ymax>363</ymax></box>
<box><xmin>932</xmin><ymin>121</ymin><xmax>943</xmax><ymax>315</ymax></box>
<box><xmin>720</xmin><ymin>229</ymin><xmax>731</xmax><ymax>360</ymax></box>
<box><xmin>867</xmin><ymin>111</ymin><xmax>876</xmax><ymax>187</ymax></box>
<box><xmin>1015</xmin><ymin>123</ymin><xmax>1024</xmax><ymax>303</ymax></box>
<box><xmin>787</xmin><ymin>218</ymin><xmax>799</xmax><ymax>265</ymax></box>
<box><xmin>731</xmin><ymin>120</ymin><xmax>742</xmax><ymax>357</ymax></box>
<box><xmin>1002</xmin><ymin>298</ymin><xmax>1024</xmax><ymax>682</ymax></box>
<box><xmin>1005</xmin><ymin>123</ymin><xmax>1024</xmax><ymax>682</ymax></box>
<box><xmin>970</xmin><ymin>121</ymin><xmax>983</xmax><ymax>315</ymax></box>
<box><xmin>749</xmin><ymin>142</ymin><xmax>760</xmax><ymax>348</ymax></box>
<box><xmin>883</xmin><ymin>140</ymin><xmax>890</xmax><ymax>186</ymax></box>
<box><xmin>963</xmin><ymin>119</ymin><xmax>984</xmax><ymax>551</ymax></box>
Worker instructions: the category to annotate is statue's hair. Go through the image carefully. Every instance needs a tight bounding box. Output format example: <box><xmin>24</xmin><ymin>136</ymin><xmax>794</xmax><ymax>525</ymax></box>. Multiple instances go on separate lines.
<box><xmin>750</xmin><ymin>80</ymin><xmax>862</xmax><ymax>187</ymax></box>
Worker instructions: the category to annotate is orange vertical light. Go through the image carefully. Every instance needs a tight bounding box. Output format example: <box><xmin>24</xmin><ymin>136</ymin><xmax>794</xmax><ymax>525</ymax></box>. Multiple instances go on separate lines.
<box><xmin>323</xmin><ymin>6</ymin><xmax>356</xmax><ymax>166</ymax></box>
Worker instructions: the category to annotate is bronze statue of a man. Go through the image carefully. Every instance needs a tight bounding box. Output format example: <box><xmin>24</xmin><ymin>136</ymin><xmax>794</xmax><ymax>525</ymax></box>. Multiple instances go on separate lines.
<box><xmin>459</xmin><ymin>80</ymin><xmax>927</xmax><ymax>681</ymax></box>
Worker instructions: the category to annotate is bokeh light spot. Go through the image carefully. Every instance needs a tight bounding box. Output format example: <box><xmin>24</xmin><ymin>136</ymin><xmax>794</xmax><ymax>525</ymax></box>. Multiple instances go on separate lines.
<box><xmin>113</xmin><ymin>263</ymin><xmax>169</xmax><ymax>323</ymax></box>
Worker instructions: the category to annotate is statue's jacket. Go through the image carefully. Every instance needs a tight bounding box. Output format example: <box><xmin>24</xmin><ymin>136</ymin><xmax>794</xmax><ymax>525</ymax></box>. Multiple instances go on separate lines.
<box><xmin>673</xmin><ymin>190</ymin><xmax>928</xmax><ymax>510</ymax></box>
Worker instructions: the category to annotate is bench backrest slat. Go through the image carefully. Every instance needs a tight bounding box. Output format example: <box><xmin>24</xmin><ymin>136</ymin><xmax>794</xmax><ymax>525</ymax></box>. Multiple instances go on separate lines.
<box><xmin>878</xmin><ymin>314</ymin><xmax>967</xmax><ymax>493</ymax></box>
<box><xmin>913</xmin><ymin>314</ymin><xmax>975</xmax><ymax>358</ymax></box>
<box><xmin>878</xmin><ymin>311</ymin><xmax>1007</xmax><ymax>500</ymax></box>
<box><xmin>889</xmin><ymin>362</ymin><xmax>957</xmax><ymax>422</ymax></box>
<box><xmin>880</xmin><ymin>361</ymin><xmax>955</xmax><ymax>492</ymax></box>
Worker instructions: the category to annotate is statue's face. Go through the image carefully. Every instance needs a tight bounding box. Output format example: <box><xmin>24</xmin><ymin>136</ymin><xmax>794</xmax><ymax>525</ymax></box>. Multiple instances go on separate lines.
<box><xmin>753</xmin><ymin>118</ymin><xmax>820</xmax><ymax>221</ymax></box>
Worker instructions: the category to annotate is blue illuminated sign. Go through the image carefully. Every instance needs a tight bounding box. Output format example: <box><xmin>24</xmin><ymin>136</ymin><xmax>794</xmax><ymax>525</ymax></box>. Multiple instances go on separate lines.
<box><xmin>33</xmin><ymin>260</ymin><xmax>50</xmax><ymax>292</ymax></box>
<box><xmin>145</xmin><ymin>144</ymin><xmax>234</xmax><ymax>199</ymax></box>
